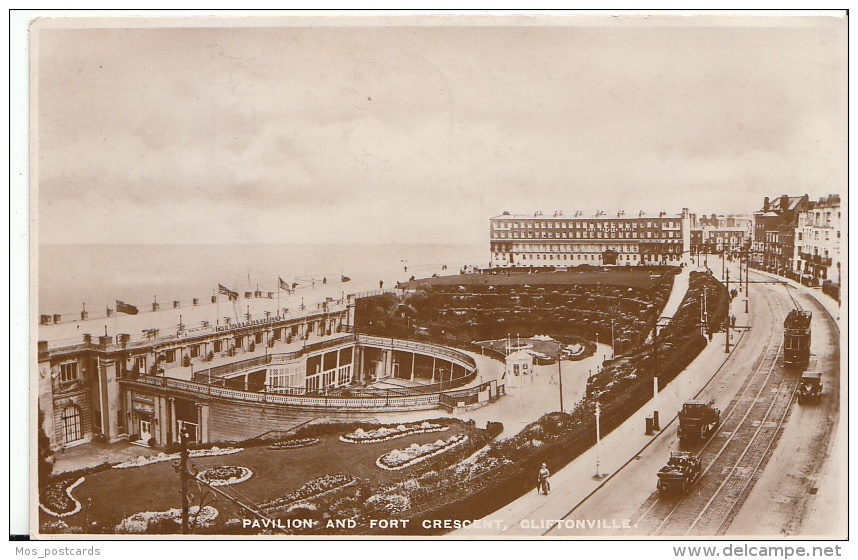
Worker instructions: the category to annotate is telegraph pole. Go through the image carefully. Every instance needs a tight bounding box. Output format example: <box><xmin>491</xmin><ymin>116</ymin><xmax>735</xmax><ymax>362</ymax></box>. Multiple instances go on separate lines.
<box><xmin>557</xmin><ymin>342</ymin><xmax>564</xmax><ymax>413</ymax></box>
<box><xmin>738</xmin><ymin>252</ymin><xmax>743</xmax><ymax>290</ymax></box>
<box><xmin>725</xmin><ymin>268</ymin><xmax>731</xmax><ymax>354</ymax></box>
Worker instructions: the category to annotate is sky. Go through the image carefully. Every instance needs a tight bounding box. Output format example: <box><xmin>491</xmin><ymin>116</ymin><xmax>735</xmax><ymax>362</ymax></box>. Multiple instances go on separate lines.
<box><xmin>32</xmin><ymin>13</ymin><xmax>847</xmax><ymax>245</ymax></box>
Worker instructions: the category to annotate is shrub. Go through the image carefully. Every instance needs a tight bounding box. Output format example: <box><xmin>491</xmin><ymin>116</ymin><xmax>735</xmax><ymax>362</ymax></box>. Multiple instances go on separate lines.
<box><xmin>38</xmin><ymin>408</ymin><xmax>53</xmax><ymax>485</ymax></box>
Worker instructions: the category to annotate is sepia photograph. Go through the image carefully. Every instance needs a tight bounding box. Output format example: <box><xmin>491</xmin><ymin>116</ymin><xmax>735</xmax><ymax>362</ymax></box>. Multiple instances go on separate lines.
<box><xmin>20</xmin><ymin>10</ymin><xmax>846</xmax><ymax>547</ymax></box>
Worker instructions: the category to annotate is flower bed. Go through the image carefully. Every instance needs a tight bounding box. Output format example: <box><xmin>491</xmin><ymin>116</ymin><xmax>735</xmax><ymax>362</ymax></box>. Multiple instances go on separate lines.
<box><xmin>40</xmin><ymin>520</ymin><xmax>84</xmax><ymax>534</ymax></box>
<box><xmin>115</xmin><ymin>506</ymin><xmax>219</xmax><ymax>533</ymax></box>
<box><xmin>365</xmin><ymin>493</ymin><xmax>412</xmax><ymax>516</ymax></box>
<box><xmin>267</xmin><ymin>437</ymin><xmax>320</xmax><ymax>450</ymax></box>
<box><xmin>340</xmin><ymin>421</ymin><xmax>448</xmax><ymax>444</ymax></box>
<box><xmin>39</xmin><ymin>477</ymin><xmax>85</xmax><ymax>518</ymax></box>
<box><xmin>112</xmin><ymin>447</ymin><xmax>243</xmax><ymax>469</ymax></box>
<box><xmin>196</xmin><ymin>466</ymin><xmax>253</xmax><ymax>486</ymax></box>
<box><xmin>376</xmin><ymin>434</ymin><xmax>468</xmax><ymax>471</ymax></box>
<box><xmin>260</xmin><ymin>473</ymin><xmax>358</xmax><ymax>514</ymax></box>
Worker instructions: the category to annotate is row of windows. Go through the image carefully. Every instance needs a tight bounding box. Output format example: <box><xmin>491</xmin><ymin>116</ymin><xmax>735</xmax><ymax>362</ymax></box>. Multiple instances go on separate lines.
<box><xmin>493</xmin><ymin>230</ymin><xmax>680</xmax><ymax>240</ymax></box>
<box><xmin>494</xmin><ymin>250</ymin><xmax>679</xmax><ymax>262</ymax></box>
<box><xmin>495</xmin><ymin>243</ymin><xmax>639</xmax><ymax>253</ymax></box>
<box><xmin>306</xmin><ymin>365</ymin><xmax>352</xmax><ymax>390</ymax></box>
<box><xmin>59</xmin><ymin>362</ymin><xmax>78</xmax><ymax>383</ymax></box>
<box><xmin>496</xmin><ymin>253</ymin><xmax>681</xmax><ymax>263</ymax></box>
<box><xmin>803</xmin><ymin>210</ymin><xmax>839</xmax><ymax>228</ymax></box>
<box><xmin>798</xmin><ymin>248</ymin><xmax>831</xmax><ymax>258</ymax></box>
<box><xmin>694</xmin><ymin>233</ymin><xmax>745</xmax><ymax>240</ymax></box>
<box><xmin>493</xmin><ymin>241</ymin><xmax>682</xmax><ymax>253</ymax></box>
<box><xmin>269</xmin><ymin>372</ymin><xmax>302</xmax><ymax>389</ymax></box>
<box><xmin>158</xmin><ymin>325</ymin><xmax>310</xmax><ymax>363</ymax></box>
<box><xmin>493</xmin><ymin>219</ymin><xmax>678</xmax><ymax>230</ymax></box>
<box><xmin>798</xmin><ymin>229</ymin><xmax>834</xmax><ymax>242</ymax></box>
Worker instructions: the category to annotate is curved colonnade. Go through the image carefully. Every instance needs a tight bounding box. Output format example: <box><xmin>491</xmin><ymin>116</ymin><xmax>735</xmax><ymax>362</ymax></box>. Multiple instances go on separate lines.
<box><xmin>121</xmin><ymin>334</ymin><xmax>502</xmax><ymax>445</ymax></box>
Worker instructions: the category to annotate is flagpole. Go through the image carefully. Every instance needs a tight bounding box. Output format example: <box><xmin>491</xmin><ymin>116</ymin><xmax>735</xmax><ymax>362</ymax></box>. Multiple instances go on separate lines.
<box><xmin>216</xmin><ymin>287</ymin><xmax>219</xmax><ymax>326</ymax></box>
<box><xmin>113</xmin><ymin>299</ymin><xmax>118</xmax><ymax>339</ymax></box>
<box><xmin>277</xmin><ymin>278</ymin><xmax>281</xmax><ymax>318</ymax></box>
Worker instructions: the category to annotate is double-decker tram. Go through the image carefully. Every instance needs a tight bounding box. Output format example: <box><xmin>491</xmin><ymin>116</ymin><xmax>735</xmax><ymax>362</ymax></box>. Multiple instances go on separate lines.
<box><xmin>783</xmin><ymin>309</ymin><xmax>812</xmax><ymax>369</ymax></box>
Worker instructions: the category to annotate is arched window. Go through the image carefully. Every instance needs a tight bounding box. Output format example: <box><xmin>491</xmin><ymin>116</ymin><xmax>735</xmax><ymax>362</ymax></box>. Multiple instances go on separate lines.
<box><xmin>61</xmin><ymin>405</ymin><xmax>82</xmax><ymax>443</ymax></box>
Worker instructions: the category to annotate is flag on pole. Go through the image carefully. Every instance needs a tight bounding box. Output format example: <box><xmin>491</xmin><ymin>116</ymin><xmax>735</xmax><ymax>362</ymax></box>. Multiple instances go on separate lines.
<box><xmin>218</xmin><ymin>283</ymin><xmax>239</xmax><ymax>300</ymax></box>
<box><xmin>279</xmin><ymin>277</ymin><xmax>289</xmax><ymax>291</ymax></box>
<box><xmin>341</xmin><ymin>275</ymin><xmax>351</xmax><ymax>283</ymax></box>
<box><xmin>116</xmin><ymin>300</ymin><xmax>139</xmax><ymax>315</ymax></box>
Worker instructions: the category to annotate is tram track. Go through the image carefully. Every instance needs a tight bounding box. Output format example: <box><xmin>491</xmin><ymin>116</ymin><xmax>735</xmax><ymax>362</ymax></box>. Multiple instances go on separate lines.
<box><xmin>627</xmin><ymin>283</ymin><xmax>798</xmax><ymax>535</ymax></box>
<box><xmin>540</xmin><ymin>278</ymin><xmax>780</xmax><ymax>537</ymax></box>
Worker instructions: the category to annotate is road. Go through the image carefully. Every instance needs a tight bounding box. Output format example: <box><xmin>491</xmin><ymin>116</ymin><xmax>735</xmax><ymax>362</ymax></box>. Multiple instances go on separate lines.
<box><xmin>541</xmin><ymin>267</ymin><xmax>842</xmax><ymax>538</ymax></box>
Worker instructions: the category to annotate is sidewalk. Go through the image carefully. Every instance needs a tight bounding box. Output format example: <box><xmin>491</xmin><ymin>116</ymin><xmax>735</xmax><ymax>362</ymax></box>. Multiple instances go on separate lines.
<box><xmin>53</xmin><ymin>440</ymin><xmax>162</xmax><ymax>475</ymax></box>
<box><xmin>659</xmin><ymin>264</ymin><xmax>691</xmax><ymax>320</ymax></box>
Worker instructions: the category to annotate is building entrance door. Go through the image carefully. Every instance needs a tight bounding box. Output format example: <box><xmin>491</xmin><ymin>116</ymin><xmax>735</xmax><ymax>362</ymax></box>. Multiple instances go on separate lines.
<box><xmin>178</xmin><ymin>420</ymin><xmax>198</xmax><ymax>443</ymax></box>
<box><xmin>61</xmin><ymin>405</ymin><xmax>82</xmax><ymax>444</ymax></box>
<box><xmin>140</xmin><ymin>419</ymin><xmax>152</xmax><ymax>442</ymax></box>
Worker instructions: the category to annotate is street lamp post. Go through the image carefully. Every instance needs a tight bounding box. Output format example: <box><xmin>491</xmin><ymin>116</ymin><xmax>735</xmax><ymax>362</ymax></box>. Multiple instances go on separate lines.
<box><xmin>610</xmin><ymin>319</ymin><xmax>615</xmax><ymax>359</ymax></box>
<box><xmin>178</xmin><ymin>428</ymin><xmax>190</xmax><ymax>534</ymax></box>
<box><xmin>725</xmin><ymin>268</ymin><xmax>731</xmax><ymax>354</ymax></box>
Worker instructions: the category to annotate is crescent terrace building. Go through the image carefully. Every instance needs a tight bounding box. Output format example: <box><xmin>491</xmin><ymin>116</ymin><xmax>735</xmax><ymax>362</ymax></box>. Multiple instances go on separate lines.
<box><xmin>489</xmin><ymin>209</ymin><xmax>692</xmax><ymax>268</ymax></box>
<box><xmin>37</xmin><ymin>295</ymin><xmax>494</xmax><ymax>452</ymax></box>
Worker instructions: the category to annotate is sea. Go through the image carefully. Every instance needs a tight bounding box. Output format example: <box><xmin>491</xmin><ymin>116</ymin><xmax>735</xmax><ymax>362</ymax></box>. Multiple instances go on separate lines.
<box><xmin>36</xmin><ymin>243</ymin><xmax>486</xmax><ymax>317</ymax></box>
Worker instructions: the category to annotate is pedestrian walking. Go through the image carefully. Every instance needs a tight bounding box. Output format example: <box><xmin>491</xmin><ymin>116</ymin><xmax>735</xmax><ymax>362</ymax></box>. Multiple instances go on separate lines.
<box><xmin>537</xmin><ymin>463</ymin><xmax>551</xmax><ymax>495</ymax></box>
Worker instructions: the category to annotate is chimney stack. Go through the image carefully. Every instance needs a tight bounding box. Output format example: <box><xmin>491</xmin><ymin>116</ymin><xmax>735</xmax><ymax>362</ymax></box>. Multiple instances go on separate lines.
<box><xmin>763</xmin><ymin>197</ymin><xmax>770</xmax><ymax>211</ymax></box>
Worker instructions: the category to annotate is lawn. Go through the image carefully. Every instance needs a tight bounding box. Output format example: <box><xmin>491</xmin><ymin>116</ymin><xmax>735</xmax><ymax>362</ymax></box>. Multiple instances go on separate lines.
<box><xmin>48</xmin><ymin>419</ymin><xmax>467</xmax><ymax>533</ymax></box>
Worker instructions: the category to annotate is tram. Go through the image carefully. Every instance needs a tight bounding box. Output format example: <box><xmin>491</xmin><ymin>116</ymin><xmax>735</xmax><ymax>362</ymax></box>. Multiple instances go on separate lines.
<box><xmin>783</xmin><ymin>309</ymin><xmax>812</xmax><ymax>369</ymax></box>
